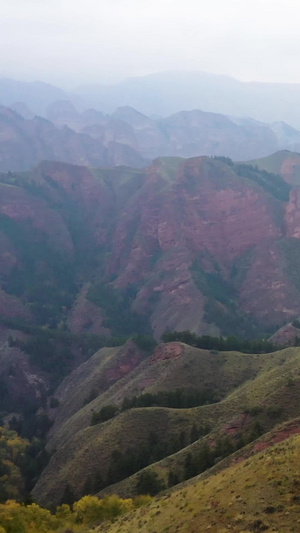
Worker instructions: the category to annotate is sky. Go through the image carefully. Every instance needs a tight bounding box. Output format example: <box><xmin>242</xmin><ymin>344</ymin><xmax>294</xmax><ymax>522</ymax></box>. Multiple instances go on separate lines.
<box><xmin>1</xmin><ymin>0</ymin><xmax>300</xmax><ymax>88</ymax></box>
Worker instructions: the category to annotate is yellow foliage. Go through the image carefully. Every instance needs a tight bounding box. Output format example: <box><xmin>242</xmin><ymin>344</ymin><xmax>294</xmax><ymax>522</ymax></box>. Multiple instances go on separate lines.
<box><xmin>73</xmin><ymin>494</ymin><xmax>102</xmax><ymax>523</ymax></box>
<box><xmin>0</xmin><ymin>492</ymin><xmax>151</xmax><ymax>532</ymax></box>
<box><xmin>56</xmin><ymin>502</ymin><xmax>73</xmax><ymax>521</ymax></box>
<box><xmin>133</xmin><ymin>494</ymin><xmax>152</xmax><ymax>508</ymax></box>
<box><xmin>73</xmin><ymin>494</ymin><xmax>133</xmax><ymax>523</ymax></box>
<box><xmin>0</xmin><ymin>428</ymin><xmax>30</xmax><ymax>502</ymax></box>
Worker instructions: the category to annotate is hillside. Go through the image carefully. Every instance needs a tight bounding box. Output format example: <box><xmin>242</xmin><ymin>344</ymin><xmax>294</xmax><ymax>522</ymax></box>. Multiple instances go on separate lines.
<box><xmin>3</xmin><ymin>101</ymin><xmax>300</xmax><ymax>172</ymax></box>
<box><xmin>1</xmin><ymin>155</ymin><xmax>300</xmax><ymax>349</ymax></box>
<box><xmin>47</xmin><ymin>103</ymin><xmax>296</xmax><ymax>162</ymax></box>
<box><xmin>43</xmin><ymin>103</ymin><xmax>300</xmax><ymax>162</ymax></box>
<box><xmin>249</xmin><ymin>149</ymin><xmax>300</xmax><ymax>186</ymax></box>
<box><xmin>1</xmin><ymin>153</ymin><xmax>300</xmax><ymax>512</ymax></box>
<box><xmin>95</xmin><ymin>430</ymin><xmax>300</xmax><ymax>533</ymax></box>
<box><xmin>0</xmin><ymin>106</ymin><xmax>144</xmax><ymax>172</ymax></box>
<box><xmin>32</xmin><ymin>342</ymin><xmax>300</xmax><ymax>506</ymax></box>
<box><xmin>1</xmin><ymin>155</ymin><xmax>300</xmax><ymax>345</ymax></box>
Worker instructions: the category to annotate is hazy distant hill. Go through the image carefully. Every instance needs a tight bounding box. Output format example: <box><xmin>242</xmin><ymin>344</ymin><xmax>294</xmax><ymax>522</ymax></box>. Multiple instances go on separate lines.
<box><xmin>3</xmin><ymin>72</ymin><xmax>300</xmax><ymax>128</ymax></box>
<box><xmin>0</xmin><ymin>78</ymin><xmax>71</xmax><ymax>116</ymax></box>
<box><xmin>3</xmin><ymin>101</ymin><xmax>300</xmax><ymax>172</ymax></box>
<box><xmin>47</xmin><ymin>102</ymin><xmax>295</xmax><ymax>161</ymax></box>
<box><xmin>0</xmin><ymin>106</ymin><xmax>144</xmax><ymax>171</ymax></box>
<box><xmin>76</xmin><ymin>70</ymin><xmax>300</xmax><ymax>128</ymax></box>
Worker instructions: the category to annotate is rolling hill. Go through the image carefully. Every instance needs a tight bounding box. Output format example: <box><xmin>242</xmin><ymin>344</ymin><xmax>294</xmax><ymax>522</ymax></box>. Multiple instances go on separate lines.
<box><xmin>32</xmin><ymin>341</ymin><xmax>300</xmax><ymax>506</ymax></box>
<box><xmin>95</xmin><ymin>429</ymin><xmax>300</xmax><ymax>533</ymax></box>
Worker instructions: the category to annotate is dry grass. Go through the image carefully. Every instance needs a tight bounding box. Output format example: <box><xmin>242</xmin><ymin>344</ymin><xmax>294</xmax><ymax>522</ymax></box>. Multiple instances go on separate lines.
<box><xmin>96</xmin><ymin>432</ymin><xmax>300</xmax><ymax>533</ymax></box>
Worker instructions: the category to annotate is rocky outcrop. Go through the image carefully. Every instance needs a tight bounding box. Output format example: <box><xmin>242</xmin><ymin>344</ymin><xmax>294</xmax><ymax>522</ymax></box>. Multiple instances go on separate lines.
<box><xmin>151</xmin><ymin>342</ymin><xmax>184</xmax><ymax>363</ymax></box>
<box><xmin>1</xmin><ymin>154</ymin><xmax>300</xmax><ymax>339</ymax></box>
<box><xmin>67</xmin><ymin>284</ymin><xmax>109</xmax><ymax>336</ymax></box>
<box><xmin>0</xmin><ymin>325</ymin><xmax>49</xmax><ymax>411</ymax></box>
<box><xmin>286</xmin><ymin>188</ymin><xmax>300</xmax><ymax>238</ymax></box>
<box><xmin>270</xmin><ymin>323</ymin><xmax>300</xmax><ymax>346</ymax></box>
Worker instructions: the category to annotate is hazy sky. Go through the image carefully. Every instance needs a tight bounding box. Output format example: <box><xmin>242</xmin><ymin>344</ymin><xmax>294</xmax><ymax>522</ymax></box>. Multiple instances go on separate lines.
<box><xmin>1</xmin><ymin>0</ymin><xmax>300</xmax><ymax>88</ymax></box>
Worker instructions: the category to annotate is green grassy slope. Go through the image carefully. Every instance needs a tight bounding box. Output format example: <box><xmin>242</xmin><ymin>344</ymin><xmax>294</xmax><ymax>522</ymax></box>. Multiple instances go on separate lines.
<box><xmin>248</xmin><ymin>149</ymin><xmax>300</xmax><ymax>185</ymax></box>
<box><xmin>32</xmin><ymin>344</ymin><xmax>300</xmax><ymax>507</ymax></box>
<box><xmin>96</xmin><ymin>431</ymin><xmax>300</xmax><ymax>533</ymax></box>
<box><xmin>47</xmin><ymin>343</ymin><xmax>294</xmax><ymax>452</ymax></box>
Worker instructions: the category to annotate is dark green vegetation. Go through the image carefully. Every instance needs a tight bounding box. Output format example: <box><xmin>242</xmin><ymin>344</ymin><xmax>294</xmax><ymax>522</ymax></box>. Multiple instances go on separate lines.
<box><xmin>233</xmin><ymin>162</ymin><xmax>291</xmax><ymax>201</ymax></box>
<box><xmin>3</xmin><ymin>317</ymin><xmax>125</xmax><ymax>385</ymax></box>
<box><xmin>213</xmin><ymin>156</ymin><xmax>291</xmax><ymax>201</ymax></box>
<box><xmin>190</xmin><ymin>260</ymin><xmax>253</xmax><ymax>338</ymax></box>
<box><xmin>86</xmin><ymin>283</ymin><xmax>152</xmax><ymax>337</ymax></box>
<box><xmin>91</xmin><ymin>389</ymin><xmax>218</xmax><ymax>426</ymax></box>
<box><xmin>92</xmin><ymin>404</ymin><xmax>270</xmax><ymax>499</ymax></box>
<box><xmin>0</xmin><ymin>214</ymin><xmax>76</xmax><ymax>328</ymax></box>
<box><xmin>161</xmin><ymin>329</ymin><xmax>276</xmax><ymax>353</ymax></box>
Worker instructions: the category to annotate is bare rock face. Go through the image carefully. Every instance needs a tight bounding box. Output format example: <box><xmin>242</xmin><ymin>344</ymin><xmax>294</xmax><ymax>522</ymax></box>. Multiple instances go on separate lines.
<box><xmin>237</xmin><ymin>241</ymin><xmax>300</xmax><ymax>326</ymax></box>
<box><xmin>1</xmin><ymin>154</ymin><xmax>300</xmax><ymax>342</ymax></box>
<box><xmin>0</xmin><ymin>231</ymin><xmax>17</xmax><ymax>278</ymax></box>
<box><xmin>158</xmin><ymin>110</ymin><xmax>279</xmax><ymax>160</ymax></box>
<box><xmin>286</xmin><ymin>188</ymin><xmax>300</xmax><ymax>238</ymax></box>
<box><xmin>280</xmin><ymin>153</ymin><xmax>300</xmax><ymax>185</ymax></box>
<box><xmin>0</xmin><ymin>325</ymin><xmax>49</xmax><ymax>411</ymax></box>
<box><xmin>0</xmin><ymin>180</ymin><xmax>74</xmax><ymax>254</ymax></box>
<box><xmin>105</xmin><ymin>157</ymin><xmax>291</xmax><ymax>337</ymax></box>
<box><xmin>68</xmin><ymin>284</ymin><xmax>109</xmax><ymax>336</ymax></box>
<box><xmin>270</xmin><ymin>323</ymin><xmax>300</xmax><ymax>346</ymax></box>
<box><xmin>0</xmin><ymin>288</ymin><xmax>32</xmax><ymax>321</ymax></box>
<box><xmin>151</xmin><ymin>342</ymin><xmax>184</xmax><ymax>363</ymax></box>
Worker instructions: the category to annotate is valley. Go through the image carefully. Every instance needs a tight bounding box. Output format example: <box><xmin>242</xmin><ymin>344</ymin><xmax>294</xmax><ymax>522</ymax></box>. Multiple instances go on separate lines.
<box><xmin>2</xmin><ymin>84</ymin><xmax>300</xmax><ymax>532</ymax></box>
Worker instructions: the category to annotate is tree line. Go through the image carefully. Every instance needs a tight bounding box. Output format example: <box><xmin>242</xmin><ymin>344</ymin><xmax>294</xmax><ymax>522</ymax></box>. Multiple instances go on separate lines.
<box><xmin>161</xmin><ymin>329</ymin><xmax>277</xmax><ymax>353</ymax></box>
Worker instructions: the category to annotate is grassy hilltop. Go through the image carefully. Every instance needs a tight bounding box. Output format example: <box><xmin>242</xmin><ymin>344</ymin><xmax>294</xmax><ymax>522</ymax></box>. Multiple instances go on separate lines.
<box><xmin>32</xmin><ymin>341</ymin><xmax>300</xmax><ymax>509</ymax></box>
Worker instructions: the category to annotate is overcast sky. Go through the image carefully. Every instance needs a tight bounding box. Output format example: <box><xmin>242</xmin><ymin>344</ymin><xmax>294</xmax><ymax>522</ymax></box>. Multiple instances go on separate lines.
<box><xmin>1</xmin><ymin>0</ymin><xmax>300</xmax><ymax>88</ymax></box>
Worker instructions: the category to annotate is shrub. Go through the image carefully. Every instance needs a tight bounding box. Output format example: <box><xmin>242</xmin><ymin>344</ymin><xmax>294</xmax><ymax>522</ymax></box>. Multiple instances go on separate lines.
<box><xmin>136</xmin><ymin>470</ymin><xmax>166</xmax><ymax>496</ymax></box>
<box><xmin>90</xmin><ymin>405</ymin><xmax>119</xmax><ymax>425</ymax></box>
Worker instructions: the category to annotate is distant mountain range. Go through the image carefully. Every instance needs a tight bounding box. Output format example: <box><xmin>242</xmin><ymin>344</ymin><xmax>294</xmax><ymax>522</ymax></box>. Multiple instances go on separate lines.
<box><xmin>3</xmin><ymin>71</ymin><xmax>300</xmax><ymax>127</ymax></box>
<box><xmin>2</xmin><ymin>102</ymin><xmax>300</xmax><ymax>172</ymax></box>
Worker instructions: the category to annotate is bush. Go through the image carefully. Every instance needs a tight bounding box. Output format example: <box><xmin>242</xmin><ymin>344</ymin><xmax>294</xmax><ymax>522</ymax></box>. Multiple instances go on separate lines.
<box><xmin>136</xmin><ymin>470</ymin><xmax>166</xmax><ymax>496</ymax></box>
<box><xmin>90</xmin><ymin>405</ymin><xmax>119</xmax><ymax>425</ymax></box>
<box><xmin>73</xmin><ymin>494</ymin><xmax>134</xmax><ymax>524</ymax></box>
